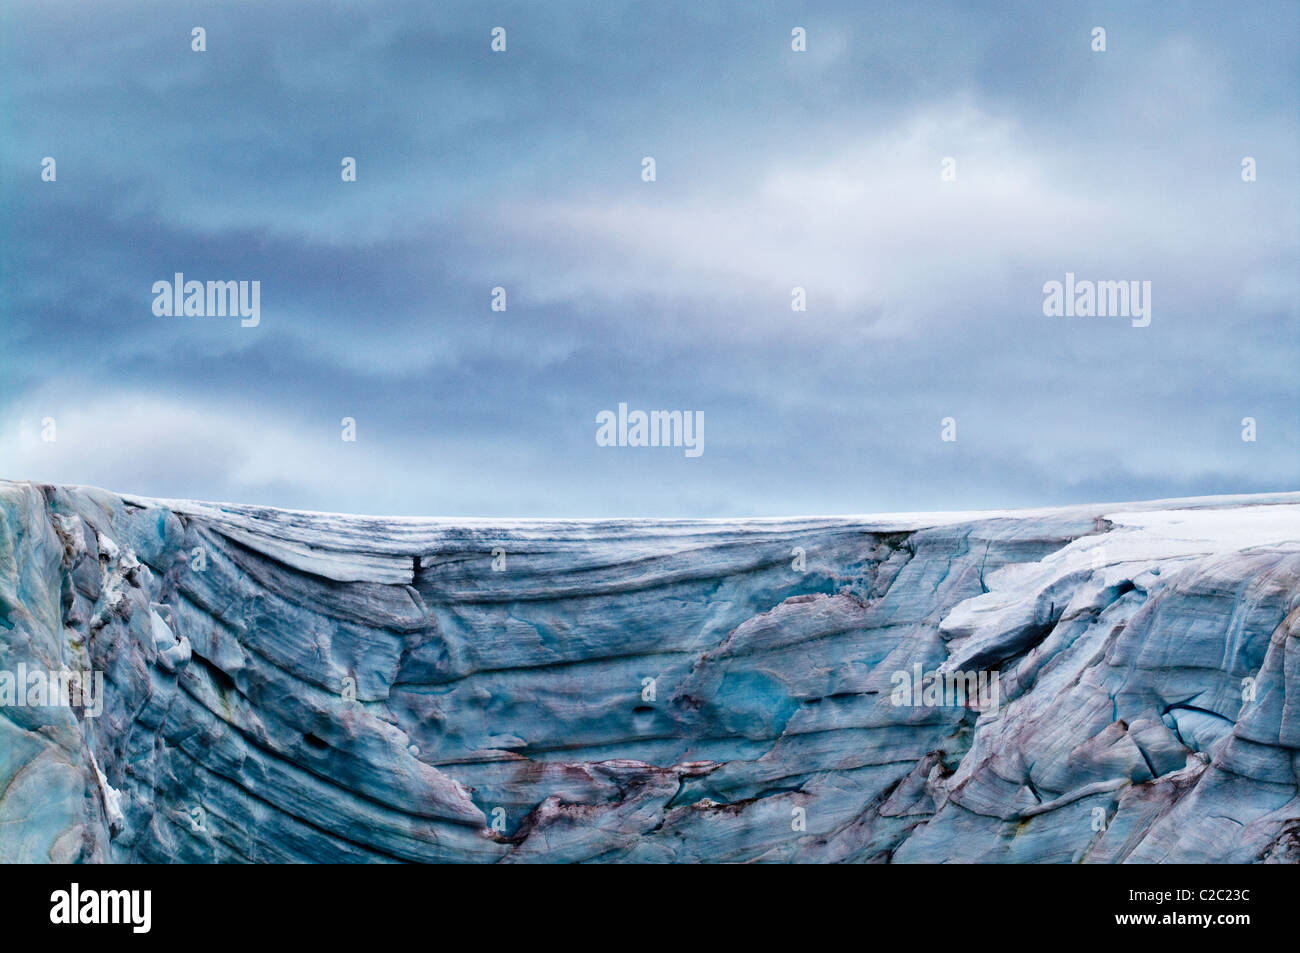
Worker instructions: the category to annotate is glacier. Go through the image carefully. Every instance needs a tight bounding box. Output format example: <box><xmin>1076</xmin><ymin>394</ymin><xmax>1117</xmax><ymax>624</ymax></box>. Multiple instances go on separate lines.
<box><xmin>1</xmin><ymin>479</ymin><xmax>1297</xmax><ymax>863</ymax></box>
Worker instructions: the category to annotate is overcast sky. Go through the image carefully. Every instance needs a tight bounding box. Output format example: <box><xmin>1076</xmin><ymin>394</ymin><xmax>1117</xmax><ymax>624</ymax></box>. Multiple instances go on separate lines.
<box><xmin>2</xmin><ymin>1</ymin><xmax>1297</xmax><ymax>517</ymax></box>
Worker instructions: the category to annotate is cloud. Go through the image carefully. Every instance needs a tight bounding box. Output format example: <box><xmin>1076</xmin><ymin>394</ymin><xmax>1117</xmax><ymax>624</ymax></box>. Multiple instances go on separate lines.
<box><xmin>484</xmin><ymin>97</ymin><xmax>1295</xmax><ymax>337</ymax></box>
<box><xmin>1</xmin><ymin>2</ymin><xmax>1296</xmax><ymax>516</ymax></box>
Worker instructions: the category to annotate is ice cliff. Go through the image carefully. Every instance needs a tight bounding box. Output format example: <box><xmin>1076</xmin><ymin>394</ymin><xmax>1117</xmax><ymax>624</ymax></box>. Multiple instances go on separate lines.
<box><xmin>1</xmin><ymin>480</ymin><xmax>1298</xmax><ymax>863</ymax></box>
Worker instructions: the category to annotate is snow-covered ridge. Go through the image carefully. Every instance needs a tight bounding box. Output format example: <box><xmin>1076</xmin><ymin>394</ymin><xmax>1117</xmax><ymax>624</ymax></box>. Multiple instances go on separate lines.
<box><xmin>1</xmin><ymin>480</ymin><xmax>1297</xmax><ymax>862</ymax></box>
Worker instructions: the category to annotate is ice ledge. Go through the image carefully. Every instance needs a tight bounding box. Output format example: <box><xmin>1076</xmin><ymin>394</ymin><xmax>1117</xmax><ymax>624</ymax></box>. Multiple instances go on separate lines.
<box><xmin>2</xmin><ymin>480</ymin><xmax>1297</xmax><ymax>863</ymax></box>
